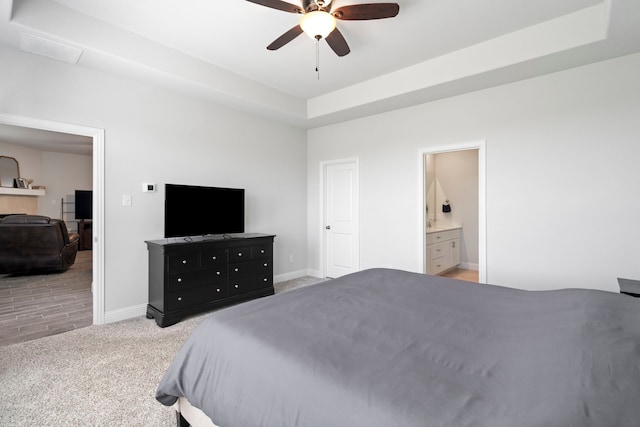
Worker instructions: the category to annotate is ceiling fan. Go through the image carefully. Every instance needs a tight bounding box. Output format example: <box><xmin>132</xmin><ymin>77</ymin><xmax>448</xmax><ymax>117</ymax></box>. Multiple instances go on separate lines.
<box><xmin>246</xmin><ymin>0</ymin><xmax>400</xmax><ymax>57</ymax></box>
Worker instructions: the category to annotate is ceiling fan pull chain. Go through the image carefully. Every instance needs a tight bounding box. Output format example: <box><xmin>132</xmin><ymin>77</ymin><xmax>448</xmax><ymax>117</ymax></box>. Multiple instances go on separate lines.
<box><xmin>315</xmin><ymin>36</ymin><xmax>320</xmax><ymax>80</ymax></box>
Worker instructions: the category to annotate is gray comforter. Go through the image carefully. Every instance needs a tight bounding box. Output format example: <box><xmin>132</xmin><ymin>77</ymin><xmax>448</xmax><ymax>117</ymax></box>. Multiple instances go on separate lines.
<box><xmin>156</xmin><ymin>268</ymin><xmax>640</xmax><ymax>427</ymax></box>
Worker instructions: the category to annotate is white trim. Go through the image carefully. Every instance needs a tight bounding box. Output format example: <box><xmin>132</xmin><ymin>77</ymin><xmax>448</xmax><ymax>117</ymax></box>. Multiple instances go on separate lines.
<box><xmin>305</xmin><ymin>268</ymin><xmax>323</xmax><ymax>278</ymax></box>
<box><xmin>274</xmin><ymin>269</ymin><xmax>310</xmax><ymax>283</ymax></box>
<box><xmin>319</xmin><ymin>157</ymin><xmax>360</xmax><ymax>279</ymax></box>
<box><xmin>459</xmin><ymin>262</ymin><xmax>479</xmax><ymax>271</ymax></box>
<box><xmin>104</xmin><ymin>303</ymin><xmax>147</xmax><ymax>324</ymax></box>
<box><xmin>418</xmin><ymin>141</ymin><xmax>487</xmax><ymax>283</ymax></box>
<box><xmin>0</xmin><ymin>112</ymin><xmax>106</xmax><ymax>324</ymax></box>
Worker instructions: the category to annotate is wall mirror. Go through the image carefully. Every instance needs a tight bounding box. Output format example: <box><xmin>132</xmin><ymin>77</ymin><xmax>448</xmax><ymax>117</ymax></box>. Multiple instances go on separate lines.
<box><xmin>425</xmin><ymin>154</ymin><xmax>436</xmax><ymax>225</ymax></box>
<box><xmin>0</xmin><ymin>155</ymin><xmax>20</xmax><ymax>187</ymax></box>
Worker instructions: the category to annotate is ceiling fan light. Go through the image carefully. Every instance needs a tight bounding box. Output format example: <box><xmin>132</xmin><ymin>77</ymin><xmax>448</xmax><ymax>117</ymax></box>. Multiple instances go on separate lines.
<box><xmin>300</xmin><ymin>11</ymin><xmax>336</xmax><ymax>40</ymax></box>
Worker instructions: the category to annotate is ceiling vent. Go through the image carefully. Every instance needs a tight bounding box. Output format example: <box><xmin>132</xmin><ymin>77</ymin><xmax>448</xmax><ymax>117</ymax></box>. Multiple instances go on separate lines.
<box><xmin>20</xmin><ymin>33</ymin><xmax>83</xmax><ymax>64</ymax></box>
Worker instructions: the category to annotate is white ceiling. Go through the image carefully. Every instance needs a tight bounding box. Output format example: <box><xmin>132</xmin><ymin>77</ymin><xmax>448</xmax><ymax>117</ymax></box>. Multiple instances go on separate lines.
<box><xmin>0</xmin><ymin>0</ymin><xmax>639</xmax><ymax>151</ymax></box>
<box><xmin>0</xmin><ymin>123</ymin><xmax>92</xmax><ymax>156</ymax></box>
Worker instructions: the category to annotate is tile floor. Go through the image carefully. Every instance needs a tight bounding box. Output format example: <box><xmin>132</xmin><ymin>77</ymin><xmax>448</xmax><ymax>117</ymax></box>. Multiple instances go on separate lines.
<box><xmin>0</xmin><ymin>250</ymin><xmax>93</xmax><ymax>346</ymax></box>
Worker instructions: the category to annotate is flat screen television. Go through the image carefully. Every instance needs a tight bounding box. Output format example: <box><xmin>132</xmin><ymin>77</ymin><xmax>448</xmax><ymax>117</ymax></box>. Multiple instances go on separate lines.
<box><xmin>75</xmin><ymin>190</ymin><xmax>92</xmax><ymax>220</ymax></box>
<box><xmin>164</xmin><ymin>184</ymin><xmax>245</xmax><ymax>238</ymax></box>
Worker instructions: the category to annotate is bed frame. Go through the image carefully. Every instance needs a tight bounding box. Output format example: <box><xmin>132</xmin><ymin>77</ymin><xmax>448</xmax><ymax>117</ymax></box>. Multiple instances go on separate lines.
<box><xmin>175</xmin><ymin>397</ymin><xmax>218</xmax><ymax>427</ymax></box>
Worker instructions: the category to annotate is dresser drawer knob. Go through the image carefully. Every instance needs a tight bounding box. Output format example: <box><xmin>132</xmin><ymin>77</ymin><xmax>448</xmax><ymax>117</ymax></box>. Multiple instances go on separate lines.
<box><xmin>212</xmin><ymin>256</ymin><xmax>217</xmax><ymax>260</ymax></box>
<box><xmin>263</xmin><ymin>263</ymin><xmax>268</xmax><ymax>267</ymax></box>
<box><xmin>177</xmin><ymin>297</ymin><xmax>182</xmax><ymax>301</ymax></box>
<box><xmin>260</xmin><ymin>249</ymin><xmax>265</xmax><ymax>254</ymax></box>
<box><xmin>234</xmin><ymin>268</ymin><xmax>239</xmax><ymax>272</ymax></box>
<box><xmin>216</xmin><ymin>288</ymin><xmax>221</xmax><ymax>293</ymax></box>
<box><xmin>238</xmin><ymin>253</ymin><xmax>242</xmax><ymax>257</ymax></box>
<box><xmin>216</xmin><ymin>271</ymin><xmax>221</xmax><ymax>275</ymax></box>
<box><xmin>263</xmin><ymin>278</ymin><xmax>268</xmax><ymax>282</ymax></box>
<box><xmin>234</xmin><ymin>284</ymin><xmax>239</xmax><ymax>289</ymax></box>
<box><xmin>177</xmin><ymin>278</ymin><xmax>182</xmax><ymax>283</ymax></box>
<box><xmin>182</xmin><ymin>260</ymin><xmax>187</xmax><ymax>264</ymax></box>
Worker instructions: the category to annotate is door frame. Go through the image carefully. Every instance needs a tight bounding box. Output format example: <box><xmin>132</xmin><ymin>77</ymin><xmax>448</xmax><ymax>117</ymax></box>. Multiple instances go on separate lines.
<box><xmin>0</xmin><ymin>112</ymin><xmax>106</xmax><ymax>324</ymax></box>
<box><xmin>319</xmin><ymin>157</ymin><xmax>360</xmax><ymax>278</ymax></box>
<box><xmin>418</xmin><ymin>141</ymin><xmax>487</xmax><ymax>283</ymax></box>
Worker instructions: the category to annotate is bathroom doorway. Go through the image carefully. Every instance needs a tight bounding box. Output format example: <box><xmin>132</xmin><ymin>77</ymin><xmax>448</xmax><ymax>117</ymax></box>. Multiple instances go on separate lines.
<box><xmin>419</xmin><ymin>141</ymin><xmax>486</xmax><ymax>283</ymax></box>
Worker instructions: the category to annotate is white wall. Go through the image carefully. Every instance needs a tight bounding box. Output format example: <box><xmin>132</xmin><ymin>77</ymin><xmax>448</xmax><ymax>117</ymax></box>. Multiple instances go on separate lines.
<box><xmin>308</xmin><ymin>52</ymin><xmax>640</xmax><ymax>292</ymax></box>
<box><xmin>0</xmin><ymin>46</ymin><xmax>308</xmax><ymax>318</ymax></box>
<box><xmin>42</xmin><ymin>151</ymin><xmax>92</xmax><ymax>223</ymax></box>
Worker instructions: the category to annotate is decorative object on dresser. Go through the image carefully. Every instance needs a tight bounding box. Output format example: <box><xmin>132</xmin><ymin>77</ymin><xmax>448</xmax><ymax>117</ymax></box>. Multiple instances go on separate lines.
<box><xmin>0</xmin><ymin>214</ymin><xmax>79</xmax><ymax>274</ymax></box>
<box><xmin>146</xmin><ymin>234</ymin><xmax>275</xmax><ymax>327</ymax></box>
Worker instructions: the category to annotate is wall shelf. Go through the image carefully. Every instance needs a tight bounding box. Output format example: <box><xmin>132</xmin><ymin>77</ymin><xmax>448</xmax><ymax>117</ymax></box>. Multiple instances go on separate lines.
<box><xmin>0</xmin><ymin>187</ymin><xmax>46</xmax><ymax>196</ymax></box>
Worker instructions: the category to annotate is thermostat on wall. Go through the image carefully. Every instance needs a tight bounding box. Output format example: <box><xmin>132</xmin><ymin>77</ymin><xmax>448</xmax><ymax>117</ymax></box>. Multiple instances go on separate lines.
<box><xmin>142</xmin><ymin>183</ymin><xmax>156</xmax><ymax>192</ymax></box>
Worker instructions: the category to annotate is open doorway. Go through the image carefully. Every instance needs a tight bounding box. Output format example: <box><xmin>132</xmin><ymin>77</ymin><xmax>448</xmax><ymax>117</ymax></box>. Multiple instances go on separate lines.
<box><xmin>0</xmin><ymin>113</ymin><xmax>105</xmax><ymax>330</ymax></box>
<box><xmin>419</xmin><ymin>141</ymin><xmax>487</xmax><ymax>283</ymax></box>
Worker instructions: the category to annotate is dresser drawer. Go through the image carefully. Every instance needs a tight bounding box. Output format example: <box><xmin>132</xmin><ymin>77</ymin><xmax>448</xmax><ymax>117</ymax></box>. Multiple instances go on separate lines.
<box><xmin>201</xmin><ymin>250</ymin><xmax>227</xmax><ymax>267</ymax></box>
<box><xmin>252</xmin><ymin>244</ymin><xmax>272</xmax><ymax>259</ymax></box>
<box><xmin>256</xmin><ymin>272</ymin><xmax>273</xmax><ymax>288</ymax></box>
<box><xmin>255</xmin><ymin>258</ymin><xmax>272</xmax><ymax>274</ymax></box>
<box><xmin>167</xmin><ymin>269</ymin><xmax>210</xmax><ymax>290</ymax></box>
<box><xmin>229</xmin><ymin>247</ymin><xmax>251</xmax><ymax>262</ymax></box>
<box><xmin>168</xmin><ymin>253</ymin><xmax>199</xmax><ymax>272</ymax></box>
<box><xmin>167</xmin><ymin>285</ymin><xmax>228</xmax><ymax>311</ymax></box>
<box><xmin>229</xmin><ymin>275</ymin><xmax>271</xmax><ymax>296</ymax></box>
<box><xmin>229</xmin><ymin>261</ymin><xmax>255</xmax><ymax>279</ymax></box>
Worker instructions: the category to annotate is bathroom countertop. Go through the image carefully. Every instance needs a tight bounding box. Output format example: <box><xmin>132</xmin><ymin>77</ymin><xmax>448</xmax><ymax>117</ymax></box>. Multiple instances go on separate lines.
<box><xmin>426</xmin><ymin>224</ymin><xmax>461</xmax><ymax>234</ymax></box>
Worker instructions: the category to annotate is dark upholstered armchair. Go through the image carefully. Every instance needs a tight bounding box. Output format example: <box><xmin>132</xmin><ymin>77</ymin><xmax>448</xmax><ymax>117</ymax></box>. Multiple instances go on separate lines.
<box><xmin>0</xmin><ymin>215</ymin><xmax>80</xmax><ymax>274</ymax></box>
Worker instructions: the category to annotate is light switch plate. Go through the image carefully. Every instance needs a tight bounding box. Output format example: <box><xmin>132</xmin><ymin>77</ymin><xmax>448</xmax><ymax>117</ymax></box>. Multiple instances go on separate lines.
<box><xmin>122</xmin><ymin>194</ymin><xmax>132</xmax><ymax>207</ymax></box>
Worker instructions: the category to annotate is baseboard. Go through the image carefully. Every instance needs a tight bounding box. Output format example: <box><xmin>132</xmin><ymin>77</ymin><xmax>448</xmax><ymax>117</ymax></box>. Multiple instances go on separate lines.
<box><xmin>104</xmin><ymin>303</ymin><xmax>147</xmax><ymax>324</ymax></box>
<box><xmin>459</xmin><ymin>262</ymin><xmax>479</xmax><ymax>271</ymax></box>
<box><xmin>274</xmin><ymin>269</ymin><xmax>318</xmax><ymax>283</ymax></box>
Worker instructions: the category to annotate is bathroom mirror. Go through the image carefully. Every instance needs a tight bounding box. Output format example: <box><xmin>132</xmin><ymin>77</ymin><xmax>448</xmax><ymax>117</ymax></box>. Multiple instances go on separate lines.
<box><xmin>425</xmin><ymin>154</ymin><xmax>436</xmax><ymax>224</ymax></box>
<box><xmin>0</xmin><ymin>155</ymin><xmax>20</xmax><ymax>187</ymax></box>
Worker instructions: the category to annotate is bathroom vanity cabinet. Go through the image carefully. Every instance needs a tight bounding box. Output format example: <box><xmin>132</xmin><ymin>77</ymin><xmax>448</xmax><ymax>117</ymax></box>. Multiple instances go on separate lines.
<box><xmin>426</xmin><ymin>228</ymin><xmax>461</xmax><ymax>275</ymax></box>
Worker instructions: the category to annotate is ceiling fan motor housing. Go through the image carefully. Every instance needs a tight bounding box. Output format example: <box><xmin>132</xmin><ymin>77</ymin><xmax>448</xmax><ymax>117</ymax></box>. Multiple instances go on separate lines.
<box><xmin>303</xmin><ymin>0</ymin><xmax>332</xmax><ymax>13</ymax></box>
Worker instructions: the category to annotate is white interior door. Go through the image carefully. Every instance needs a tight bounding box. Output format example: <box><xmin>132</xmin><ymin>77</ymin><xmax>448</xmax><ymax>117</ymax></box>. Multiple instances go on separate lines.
<box><xmin>324</xmin><ymin>160</ymin><xmax>359</xmax><ymax>278</ymax></box>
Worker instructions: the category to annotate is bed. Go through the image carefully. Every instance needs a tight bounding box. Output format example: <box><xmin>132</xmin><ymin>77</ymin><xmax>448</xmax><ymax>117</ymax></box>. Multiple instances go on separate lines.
<box><xmin>156</xmin><ymin>268</ymin><xmax>640</xmax><ymax>427</ymax></box>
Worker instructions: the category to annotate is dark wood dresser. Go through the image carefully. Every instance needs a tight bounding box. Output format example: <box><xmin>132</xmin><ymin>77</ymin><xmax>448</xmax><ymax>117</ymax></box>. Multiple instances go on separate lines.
<box><xmin>146</xmin><ymin>233</ymin><xmax>275</xmax><ymax>327</ymax></box>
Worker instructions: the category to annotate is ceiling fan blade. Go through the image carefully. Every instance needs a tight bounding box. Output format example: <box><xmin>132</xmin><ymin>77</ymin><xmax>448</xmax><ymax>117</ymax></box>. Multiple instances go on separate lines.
<box><xmin>246</xmin><ymin>0</ymin><xmax>303</xmax><ymax>14</ymax></box>
<box><xmin>325</xmin><ymin>28</ymin><xmax>350</xmax><ymax>57</ymax></box>
<box><xmin>267</xmin><ymin>25</ymin><xmax>304</xmax><ymax>50</ymax></box>
<box><xmin>332</xmin><ymin>3</ymin><xmax>399</xmax><ymax>20</ymax></box>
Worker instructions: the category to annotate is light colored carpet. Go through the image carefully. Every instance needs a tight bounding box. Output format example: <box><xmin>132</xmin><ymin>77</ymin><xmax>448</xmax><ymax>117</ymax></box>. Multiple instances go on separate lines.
<box><xmin>0</xmin><ymin>276</ymin><xmax>326</xmax><ymax>427</ymax></box>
